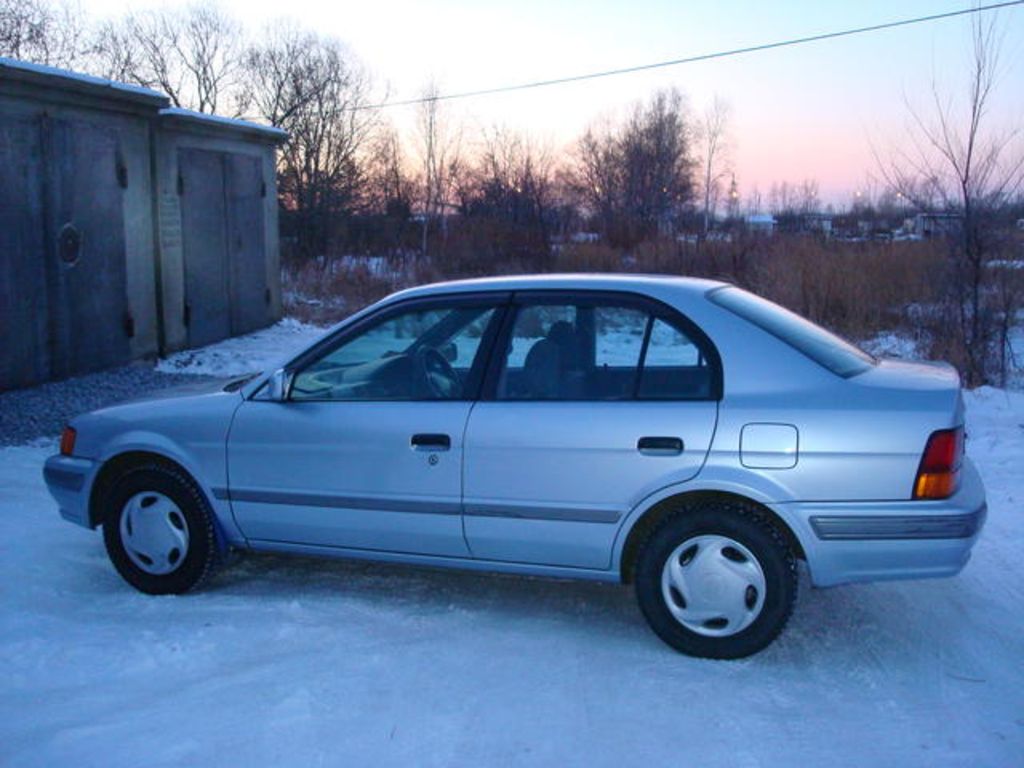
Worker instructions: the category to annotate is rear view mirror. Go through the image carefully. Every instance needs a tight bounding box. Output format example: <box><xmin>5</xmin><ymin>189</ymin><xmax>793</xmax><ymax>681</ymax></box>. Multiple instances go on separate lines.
<box><xmin>266</xmin><ymin>368</ymin><xmax>293</xmax><ymax>401</ymax></box>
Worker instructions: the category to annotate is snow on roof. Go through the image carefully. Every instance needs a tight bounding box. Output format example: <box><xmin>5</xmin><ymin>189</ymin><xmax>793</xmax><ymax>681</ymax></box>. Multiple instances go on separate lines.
<box><xmin>0</xmin><ymin>56</ymin><xmax>167</xmax><ymax>105</ymax></box>
<box><xmin>159</xmin><ymin>107</ymin><xmax>288</xmax><ymax>141</ymax></box>
<box><xmin>1</xmin><ymin>58</ymin><xmax>286</xmax><ymax>141</ymax></box>
<box><xmin>746</xmin><ymin>213</ymin><xmax>776</xmax><ymax>224</ymax></box>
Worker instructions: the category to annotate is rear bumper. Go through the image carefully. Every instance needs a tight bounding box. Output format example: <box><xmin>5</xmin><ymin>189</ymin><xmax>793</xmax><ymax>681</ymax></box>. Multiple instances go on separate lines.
<box><xmin>43</xmin><ymin>454</ymin><xmax>98</xmax><ymax>528</ymax></box>
<box><xmin>809</xmin><ymin>506</ymin><xmax>985</xmax><ymax>540</ymax></box>
<box><xmin>777</xmin><ymin>459</ymin><xmax>987</xmax><ymax>587</ymax></box>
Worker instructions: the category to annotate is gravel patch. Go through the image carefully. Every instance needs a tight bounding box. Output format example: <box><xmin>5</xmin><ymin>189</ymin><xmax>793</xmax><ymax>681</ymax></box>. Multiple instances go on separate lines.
<box><xmin>0</xmin><ymin>363</ymin><xmax>216</xmax><ymax>446</ymax></box>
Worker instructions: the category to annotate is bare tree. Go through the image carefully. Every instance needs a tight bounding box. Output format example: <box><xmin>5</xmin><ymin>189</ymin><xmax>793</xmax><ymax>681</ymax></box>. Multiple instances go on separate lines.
<box><xmin>0</xmin><ymin>0</ymin><xmax>88</xmax><ymax>68</ymax></box>
<box><xmin>768</xmin><ymin>181</ymin><xmax>793</xmax><ymax>215</ymax></box>
<box><xmin>472</xmin><ymin>127</ymin><xmax>554</xmax><ymax>223</ymax></box>
<box><xmin>620</xmin><ymin>89</ymin><xmax>694</xmax><ymax>238</ymax></box>
<box><xmin>89</xmin><ymin>18</ymin><xmax>140</xmax><ymax>82</ymax></box>
<box><xmin>416</xmin><ymin>83</ymin><xmax>463</xmax><ymax>258</ymax></box>
<box><xmin>240</xmin><ymin>25</ymin><xmax>378</xmax><ymax>261</ymax></box>
<box><xmin>797</xmin><ymin>178</ymin><xmax>820</xmax><ymax>215</ymax></box>
<box><xmin>725</xmin><ymin>174</ymin><xmax>741</xmax><ymax>220</ymax></box>
<box><xmin>236</xmin><ymin>22</ymin><xmax>319</xmax><ymax>126</ymax></box>
<box><xmin>571</xmin><ymin>89</ymin><xmax>694</xmax><ymax>245</ymax></box>
<box><xmin>572</xmin><ymin>117</ymin><xmax>621</xmax><ymax>236</ymax></box>
<box><xmin>365</xmin><ymin>123</ymin><xmax>413</xmax><ymax>219</ymax></box>
<box><xmin>94</xmin><ymin>3</ymin><xmax>241</xmax><ymax>113</ymax></box>
<box><xmin>459</xmin><ymin>126</ymin><xmax>556</xmax><ymax>263</ymax></box>
<box><xmin>697</xmin><ymin>96</ymin><xmax>731</xmax><ymax>235</ymax></box>
<box><xmin>879</xmin><ymin>11</ymin><xmax>1024</xmax><ymax>384</ymax></box>
<box><xmin>745</xmin><ymin>184</ymin><xmax>763</xmax><ymax>216</ymax></box>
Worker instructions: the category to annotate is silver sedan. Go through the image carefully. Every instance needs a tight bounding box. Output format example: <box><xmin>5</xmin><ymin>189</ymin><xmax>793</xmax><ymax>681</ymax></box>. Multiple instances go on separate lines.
<box><xmin>44</xmin><ymin>275</ymin><xmax>986</xmax><ymax>658</ymax></box>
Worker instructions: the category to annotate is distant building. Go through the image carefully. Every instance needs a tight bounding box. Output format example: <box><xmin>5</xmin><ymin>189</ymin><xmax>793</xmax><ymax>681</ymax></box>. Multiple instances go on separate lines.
<box><xmin>913</xmin><ymin>212</ymin><xmax>962</xmax><ymax>239</ymax></box>
<box><xmin>802</xmin><ymin>213</ymin><xmax>833</xmax><ymax>236</ymax></box>
<box><xmin>745</xmin><ymin>213</ymin><xmax>776</xmax><ymax>236</ymax></box>
<box><xmin>0</xmin><ymin>57</ymin><xmax>287</xmax><ymax>391</ymax></box>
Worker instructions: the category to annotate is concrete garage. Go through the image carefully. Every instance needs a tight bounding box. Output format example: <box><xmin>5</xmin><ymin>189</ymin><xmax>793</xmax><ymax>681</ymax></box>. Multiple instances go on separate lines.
<box><xmin>0</xmin><ymin>58</ymin><xmax>285</xmax><ymax>392</ymax></box>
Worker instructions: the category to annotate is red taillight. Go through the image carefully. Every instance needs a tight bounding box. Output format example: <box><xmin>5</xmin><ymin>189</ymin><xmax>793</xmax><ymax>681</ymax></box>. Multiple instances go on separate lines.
<box><xmin>60</xmin><ymin>426</ymin><xmax>77</xmax><ymax>456</ymax></box>
<box><xmin>913</xmin><ymin>427</ymin><xmax>964</xmax><ymax>500</ymax></box>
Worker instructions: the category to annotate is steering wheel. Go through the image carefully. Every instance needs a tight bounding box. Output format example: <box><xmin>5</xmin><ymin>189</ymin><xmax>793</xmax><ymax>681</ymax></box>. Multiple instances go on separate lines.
<box><xmin>414</xmin><ymin>347</ymin><xmax>461</xmax><ymax>399</ymax></box>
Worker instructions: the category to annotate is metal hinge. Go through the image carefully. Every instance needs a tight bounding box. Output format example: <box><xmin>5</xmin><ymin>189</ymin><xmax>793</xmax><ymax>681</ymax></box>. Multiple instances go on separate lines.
<box><xmin>177</xmin><ymin>173</ymin><xmax>184</xmax><ymax>195</ymax></box>
<box><xmin>116</xmin><ymin>161</ymin><xmax>128</xmax><ymax>189</ymax></box>
<box><xmin>260</xmin><ymin>179</ymin><xmax>267</xmax><ymax>198</ymax></box>
<box><xmin>183</xmin><ymin>302</ymin><xmax>191</xmax><ymax>327</ymax></box>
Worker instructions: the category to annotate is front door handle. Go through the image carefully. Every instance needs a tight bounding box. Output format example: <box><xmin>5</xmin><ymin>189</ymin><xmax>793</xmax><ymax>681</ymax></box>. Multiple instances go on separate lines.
<box><xmin>411</xmin><ymin>433</ymin><xmax>451</xmax><ymax>451</ymax></box>
<box><xmin>637</xmin><ymin>436</ymin><xmax>684</xmax><ymax>455</ymax></box>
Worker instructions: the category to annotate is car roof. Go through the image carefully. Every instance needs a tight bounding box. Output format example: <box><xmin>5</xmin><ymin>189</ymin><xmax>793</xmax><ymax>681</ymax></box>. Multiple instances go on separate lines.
<box><xmin>387</xmin><ymin>273</ymin><xmax>729</xmax><ymax>302</ymax></box>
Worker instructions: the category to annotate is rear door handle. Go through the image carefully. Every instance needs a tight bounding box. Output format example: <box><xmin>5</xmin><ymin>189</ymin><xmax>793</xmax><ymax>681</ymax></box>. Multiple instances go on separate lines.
<box><xmin>637</xmin><ymin>436</ymin><xmax>684</xmax><ymax>455</ymax></box>
<box><xmin>411</xmin><ymin>433</ymin><xmax>451</xmax><ymax>451</ymax></box>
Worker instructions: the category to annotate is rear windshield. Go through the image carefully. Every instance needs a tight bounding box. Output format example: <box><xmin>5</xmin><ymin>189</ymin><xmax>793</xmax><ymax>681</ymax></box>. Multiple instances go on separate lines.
<box><xmin>708</xmin><ymin>286</ymin><xmax>875</xmax><ymax>378</ymax></box>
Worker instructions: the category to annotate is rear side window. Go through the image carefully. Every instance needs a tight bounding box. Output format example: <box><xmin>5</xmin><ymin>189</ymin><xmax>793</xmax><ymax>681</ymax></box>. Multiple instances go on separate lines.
<box><xmin>709</xmin><ymin>286</ymin><xmax>874</xmax><ymax>377</ymax></box>
<box><xmin>637</xmin><ymin>318</ymin><xmax>704</xmax><ymax>398</ymax></box>
<box><xmin>495</xmin><ymin>298</ymin><xmax>717</xmax><ymax>401</ymax></box>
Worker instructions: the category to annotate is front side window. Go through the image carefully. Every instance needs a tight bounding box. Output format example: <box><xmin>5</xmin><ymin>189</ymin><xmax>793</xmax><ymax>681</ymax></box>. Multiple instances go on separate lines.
<box><xmin>496</xmin><ymin>298</ymin><xmax>716</xmax><ymax>401</ymax></box>
<box><xmin>291</xmin><ymin>303</ymin><xmax>499</xmax><ymax>401</ymax></box>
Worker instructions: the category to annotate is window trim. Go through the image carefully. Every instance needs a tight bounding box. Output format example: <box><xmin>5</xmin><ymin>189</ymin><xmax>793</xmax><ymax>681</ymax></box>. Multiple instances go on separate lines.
<box><xmin>268</xmin><ymin>291</ymin><xmax>512</xmax><ymax>403</ymax></box>
<box><xmin>480</xmin><ymin>289</ymin><xmax>723</xmax><ymax>402</ymax></box>
<box><xmin>632</xmin><ymin>314</ymin><xmax>655</xmax><ymax>398</ymax></box>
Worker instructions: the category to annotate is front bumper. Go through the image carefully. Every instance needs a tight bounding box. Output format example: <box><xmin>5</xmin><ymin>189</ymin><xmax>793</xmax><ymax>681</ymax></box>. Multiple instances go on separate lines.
<box><xmin>43</xmin><ymin>454</ymin><xmax>98</xmax><ymax>528</ymax></box>
<box><xmin>777</xmin><ymin>459</ymin><xmax>988</xmax><ymax>588</ymax></box>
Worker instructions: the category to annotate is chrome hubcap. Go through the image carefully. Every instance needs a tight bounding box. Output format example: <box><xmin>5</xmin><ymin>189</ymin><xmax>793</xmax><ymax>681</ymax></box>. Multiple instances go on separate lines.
<box><xmin>119</xmin><ymin>491</ymin><xmax>190</xmax><ymax>575</ymax></box>
<box><xmin>661</xmin><ymin>534</ymin><xmax>767</xmax><ymax>637</ymax></box>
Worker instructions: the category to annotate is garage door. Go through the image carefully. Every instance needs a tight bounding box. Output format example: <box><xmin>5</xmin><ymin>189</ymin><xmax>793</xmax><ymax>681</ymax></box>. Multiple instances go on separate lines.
<box><xmin>179</xmin><ymin>148</ymin><xmax>230</xmax><ymax>347</ymax></box>
<box><xmin>179</xmin><ymin>149</ymin><xmax>267</xmax><ymax>348</ymax></box>
<box><xmin>227</xmin><ymin>154</ymin><xmax>267</xmax><ymax>336</ymax></box>
<box><xmin>0</xmin><ymin>115</ymin><xmax>48</xmax><ymax>391</ymax></box>
<box><xmin>0</xmin><ymin>116</ymin><xmax>129</xmax><ymax>391</ymax></box>
<box><xmin>46</xmin><ymin>118</ymin><xmax>130</xmax><ymax>380</ymax></box>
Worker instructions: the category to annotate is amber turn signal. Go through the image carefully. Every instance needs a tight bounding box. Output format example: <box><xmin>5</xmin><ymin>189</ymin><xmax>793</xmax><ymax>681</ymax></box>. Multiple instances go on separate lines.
<box><xmin>60</xmin><ymin>426</ymin><xmax>77</xmax><ymax>456</ymax></box>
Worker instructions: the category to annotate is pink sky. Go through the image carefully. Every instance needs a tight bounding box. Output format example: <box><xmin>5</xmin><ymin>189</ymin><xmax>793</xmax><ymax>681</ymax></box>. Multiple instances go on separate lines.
<box><xmin>84</xmin><ymin>0</ymin><xmax>1024</xmax><ymax>207</ymax></box>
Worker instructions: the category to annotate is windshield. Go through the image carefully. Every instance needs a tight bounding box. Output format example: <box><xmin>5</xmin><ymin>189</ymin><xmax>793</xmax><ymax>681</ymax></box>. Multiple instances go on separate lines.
<box><xmin>708</xmin><ymin>286</ymin><xmax>875</xmax><ymax>378</ymax></box>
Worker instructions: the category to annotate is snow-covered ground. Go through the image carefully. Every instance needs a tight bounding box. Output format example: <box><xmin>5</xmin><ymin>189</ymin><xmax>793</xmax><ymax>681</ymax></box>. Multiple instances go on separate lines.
<box><xmin>155</xmin><ymin>318</ymin><xmax>327</xmax><ymax>377</ymax></box>
<box><xmin>2</xmin><ymin>323</ymin><xmax>1023</xmax><ymax>767</ymax></box>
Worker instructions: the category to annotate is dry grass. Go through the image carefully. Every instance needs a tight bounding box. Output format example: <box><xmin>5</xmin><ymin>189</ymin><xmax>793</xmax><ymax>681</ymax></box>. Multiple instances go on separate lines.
<box><xmin>284</xmin><ymin>234</ymin><xmax>952</xmax><ymax>351</ymax></box>
<box><xmin>283</xmin><ymin>258</ymin><xmax>402</xmax><ymax>325</ymax></box>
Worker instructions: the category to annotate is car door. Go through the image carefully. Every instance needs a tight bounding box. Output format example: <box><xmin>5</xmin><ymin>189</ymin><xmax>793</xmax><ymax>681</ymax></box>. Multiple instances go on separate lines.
<box><xmin>227</xmin><ymin>295</ymin><xmax>506</xmax><ymax>557</ymax></box>
<box><xmin>462</xmin><ymin>292</ymin><xmax>721</xmax><ymax>569</ymax></box>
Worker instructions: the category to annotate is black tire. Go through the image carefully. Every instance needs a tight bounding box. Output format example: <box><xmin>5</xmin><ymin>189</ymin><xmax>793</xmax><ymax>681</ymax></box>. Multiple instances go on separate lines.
<box><xmin>101</xmin><ymin>462</ymin><xmax>218</xmax><ymax>595</ymax></box>
<box><xmin>634</xmin><ymin>500</ymin><xmax>797</xmax><ymax>659</ymax></box>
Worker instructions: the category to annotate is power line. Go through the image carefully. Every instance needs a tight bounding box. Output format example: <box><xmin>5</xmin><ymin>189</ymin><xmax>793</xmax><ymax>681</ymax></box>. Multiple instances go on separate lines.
<box><xmin>360</xmin><ymin>1</ymin><xmax>1023</xmax><ymax>110</ymax></box>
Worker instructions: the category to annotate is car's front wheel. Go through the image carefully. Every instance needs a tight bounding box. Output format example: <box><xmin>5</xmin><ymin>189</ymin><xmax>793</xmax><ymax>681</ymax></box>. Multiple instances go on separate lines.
<box><xmin>635</xmin><ymin>500</ymin><xmax>797</xmax><ymax>659</ymax></box>
<box><xmin>101</xmin><ymin>462</ymin><xmax>217</xmax><ymax>595</ymax></box>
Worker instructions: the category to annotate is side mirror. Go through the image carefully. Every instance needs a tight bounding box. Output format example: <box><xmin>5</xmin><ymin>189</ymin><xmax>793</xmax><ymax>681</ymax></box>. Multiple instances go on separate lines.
<box><xmin>266</xmin><ymin>368</ymin><xmax>293</xmax><ymax>401</ymax></box>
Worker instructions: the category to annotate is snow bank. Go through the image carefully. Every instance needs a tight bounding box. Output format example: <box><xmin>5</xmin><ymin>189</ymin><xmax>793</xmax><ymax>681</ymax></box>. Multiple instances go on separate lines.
<box><xmin>155</xmin><ymin>319</ymin><xmax>327</xmax><ymax>377</ymax></box>
<box><xmin>861</xmin><ymin>331</ymin><xmax>927</xmax><ymax>360</ymax></box>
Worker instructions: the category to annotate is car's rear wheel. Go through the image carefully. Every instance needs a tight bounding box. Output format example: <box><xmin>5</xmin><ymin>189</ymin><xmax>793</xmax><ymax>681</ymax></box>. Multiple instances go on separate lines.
<box><xmin>101</xmin><ymin>463</ymin><xmax>217</xmax><ymax>595</ymax></box>
<box><xmin>635</xmin><ymin>500</ymin><xmax>797</xmax><ymax>659</ymax></box>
